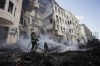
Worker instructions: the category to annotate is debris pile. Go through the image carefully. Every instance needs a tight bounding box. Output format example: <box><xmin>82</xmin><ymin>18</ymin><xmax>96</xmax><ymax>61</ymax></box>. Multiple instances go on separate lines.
<box><xmin>0</xmin><ymin>39</ymin><xmax>100</xmax><ymax>66</ymax></box>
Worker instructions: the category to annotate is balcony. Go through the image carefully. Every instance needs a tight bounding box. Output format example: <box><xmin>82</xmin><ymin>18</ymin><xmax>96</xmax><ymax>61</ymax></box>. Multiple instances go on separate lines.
<box><xmin>57</xmin><ymin>31</ymin><xmax>64</xmax><ymax>36</ymax></box>
<box><xmin>44</xmin><ymin>24</ymin><xmax>53</xmax><ymax>30</ymax></box>
<box><xmin>70</xmin><ymin>32</ymin><xmax>76</xmax><ymax>36</ymax></box>
<box><xmin>0</xmin><ymin>9</ymin><xmax>14</xmax><ymax>25</ymax></box>
<box><xmin>0</xmin><ymin>17</ymin><xmax>13</xmax><ymax>26</ymax></box>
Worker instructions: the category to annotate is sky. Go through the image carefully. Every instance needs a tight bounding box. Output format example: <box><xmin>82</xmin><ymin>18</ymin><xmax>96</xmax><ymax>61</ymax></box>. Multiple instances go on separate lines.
<box><xmin>56</xmin><ymin>0</ymin><xmax>100</xmax><ymax>39</ymax></box>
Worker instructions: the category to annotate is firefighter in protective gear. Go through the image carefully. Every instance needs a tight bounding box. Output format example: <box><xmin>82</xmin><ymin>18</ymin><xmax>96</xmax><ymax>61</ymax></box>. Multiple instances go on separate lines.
<box><xmin>44</xmin><ymin>42</ymin><xmax>49</xmax><ymax>53</ymax></box>
<box><xmin>31</xmin><ymin>31</ymin><xmax>39</xmax><ymax>52</ymax></box>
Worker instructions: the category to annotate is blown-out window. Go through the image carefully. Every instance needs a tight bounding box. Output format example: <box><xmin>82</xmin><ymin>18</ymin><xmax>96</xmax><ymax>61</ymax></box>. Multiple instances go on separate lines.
<box><xmin>69</xmin><ymin>29</ymin><xmax>71</xmax><ymax>33</ymax></box>
<box><xmin>49</xmin><ymin>18</ymin><xmax>53</xmax><ymax>24</ymax></box>
<box><xmin>0</xmin><ymin>0</ymin><xmax>6</xmax><ymax>9</ymax></box>
<box><xmin>55</xmin><ymin>6</ymin><xmax>57</xmax><ymax>12</ymax></box>
<box><xmin>56</xmin><ymin>15</ymin><xmax>59</xmax><ymax>21</ymax></box>
<box><xmin>14</xmin><ymin>7</ymin><xmax>16</xmax><ymax>17</ymax></box>
<box><xmin>8</xmin><ymin>1</ymin><xmax>14</xmax><ymax>13</ymax></box>
<box><xmin>57</xmin><ymin>25</ymin><xmax>59</xmax><ymax>30</ymax></box>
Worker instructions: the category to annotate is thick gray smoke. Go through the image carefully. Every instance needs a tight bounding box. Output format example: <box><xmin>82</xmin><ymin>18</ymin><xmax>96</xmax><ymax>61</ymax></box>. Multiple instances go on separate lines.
<box><xmin>38</xmin><ymin>34</ymin><xmax>80</xmax><ymax>52</ymax></box>
<box><xmin>17</xmin><ymin>36</ymin><xmax>32</xmax><ymax>52</ymax></box>
<box><xmin>17</xmin><ymin>34</ymin><xmax>81</xmax><ymax>53</ymax></box>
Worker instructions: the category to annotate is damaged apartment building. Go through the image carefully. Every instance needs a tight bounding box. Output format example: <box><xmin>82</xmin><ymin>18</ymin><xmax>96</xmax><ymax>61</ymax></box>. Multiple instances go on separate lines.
<box><xmin>20</xmin><ymin>0</ymin><xmax>43</xmax><ymax>37</ymax></box>
<box><xmin>0</xmin><ymin>0</ymin><xmax>92</xmax><ymax>46</ymax></box>
<box><xmin>20</xmin><ymin>0</ymin><xmax>82</xmax><ymax>44</ymax></box>
<box><xmin>80</xmin><ymin>24</ymin><xmax>93</xmax><ymax>44</ymax></box>
<box><xmin>41</xmin><ymin>0</ymin><xmax>82</xmax><ymax>44</ymax></box>
<box><xmin>0</xmin><ymin>0</ymin><xmax>23</xmax><ymax>45</ymax></box>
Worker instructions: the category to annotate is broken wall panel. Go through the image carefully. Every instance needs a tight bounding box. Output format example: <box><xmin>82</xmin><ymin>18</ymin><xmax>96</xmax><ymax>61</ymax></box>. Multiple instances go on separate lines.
<box><xmin>38</xmin><ymin>0</ymin><xmax>54</xmax><ymax>20</ymax></box>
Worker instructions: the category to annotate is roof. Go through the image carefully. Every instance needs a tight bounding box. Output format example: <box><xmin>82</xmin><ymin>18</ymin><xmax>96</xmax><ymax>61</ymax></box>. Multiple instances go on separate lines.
<box><xmin>53</xmin><ymin>0</ymin><xmax>65</xmax><ymax>11</ymax></box>
<box><xmin>67</xmin><ymin>11</ymin><xmax>79</xmax><ymax>21</ymax></box>
<box><xmin>80</xmin><ymin>24</ymin><xmax>91</xmax><ymax>32</ymax></box>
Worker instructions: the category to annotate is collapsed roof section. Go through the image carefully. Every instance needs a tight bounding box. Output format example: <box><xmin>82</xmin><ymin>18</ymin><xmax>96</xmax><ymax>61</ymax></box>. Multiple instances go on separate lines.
<box><xmin>22</xmin><ymin>0</ymin><xmax>54</xmax><ymax>22</ymax></box>
<box><xmin>38</xmin><ymin>0</ymin><xmax>54</xmax><ymax>20</ymax></box>
<box><xmin>22</xmin><ymin>0</ymin><xmax>39</xmax><ymax>12</ymax></box>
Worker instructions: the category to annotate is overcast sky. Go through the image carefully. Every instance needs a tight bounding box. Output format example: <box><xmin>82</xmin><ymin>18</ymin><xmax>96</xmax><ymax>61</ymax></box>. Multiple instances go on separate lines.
<box><xmin>56</xmin><ymin>0</ymin><xmax>100</xmax><ymax>39</ymax></box>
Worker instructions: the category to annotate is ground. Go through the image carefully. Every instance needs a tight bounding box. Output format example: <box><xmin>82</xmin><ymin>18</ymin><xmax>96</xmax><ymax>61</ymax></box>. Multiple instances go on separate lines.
<box><xmin>0</xmin><ymin>39</ymin><xmax>100</xmax><ymax>66</ymax></box>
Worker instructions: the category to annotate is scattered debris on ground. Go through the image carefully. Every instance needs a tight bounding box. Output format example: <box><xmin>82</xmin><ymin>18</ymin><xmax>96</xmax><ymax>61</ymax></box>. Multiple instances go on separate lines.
<box><xmin>0</xmin><ymin>39</ymin><xmax>100</xmax><ymax>66</ymax></box>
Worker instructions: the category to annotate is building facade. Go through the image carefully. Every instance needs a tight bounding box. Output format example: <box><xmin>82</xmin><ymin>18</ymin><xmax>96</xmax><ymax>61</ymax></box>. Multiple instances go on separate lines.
<box><xmin>20</xmin><ymin>0</ymin><xmax>82</xmax><ymax>45</ymax></box>
<box><xmin>80</xmin><ymin>24</ymin><xmax>93</xmax><ymax>44</ymax></box>
<box><xmin>52</xmin><ymin>1</ymin><xmax>69</xmax><ymax>43</ymax></box>
<box><xmin>20</xmin><ymin>0</ymin><xmax>42</xmax><ymax>37</ymax></box>
<box><xmin>42</xmin><ymin>0</ymin><xmax>81</xmax><ymax>44</ymax></box>
<box><xmin>66</xmin><ymin>11</ymin><xmax>81</xmax><ymax>44</ymax></box>
<box><xmin>0</xmin><ymin>0</ymin><xmax>23</xmax><ymax>45</ymax></box>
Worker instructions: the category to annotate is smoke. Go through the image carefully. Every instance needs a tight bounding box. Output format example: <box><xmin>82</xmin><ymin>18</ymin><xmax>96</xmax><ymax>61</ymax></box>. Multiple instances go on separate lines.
<box><xmin>38</xmin><ymin>34</ymin><xmax>80</xmax><ymax>52</ymax></box>
<box><xmin>17</xmin><ymin>34</ymin><xmax>81</xmax><ymax>53</ymax></box>
<box><xmin>17</xmin><ymin>26</ymin><xmax>86</xmax><ymax>53</ymax></box>
<box><xmin>17</xmin><ymin>36</ymin><xmax>32</xmax><ymax>52</ymax></box>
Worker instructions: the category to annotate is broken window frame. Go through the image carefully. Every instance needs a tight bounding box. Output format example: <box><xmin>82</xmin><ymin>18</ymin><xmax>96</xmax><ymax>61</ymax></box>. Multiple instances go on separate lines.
<box><xmin>0</xmin><ymin>0</ymin><xmax>6</xmax><ymax>9</ymax></box>
<box><xmin>57</xmin><ymin>25</ymin><xmax>59</xmax><ymax>30</ymax></box>
<box><xmin>49</xmin><ymin>18</ymin><xmax>53</xmax><ymax>24</ymax></box>
<box><xmin>14</xmin><ymin>7</ymin><xmax>16</xmax><ymax>17</ymax></box>
<box><xmin>8</xmin><ymin>1</ymin><xmax>14</xmax><ymax>14</ymax></box>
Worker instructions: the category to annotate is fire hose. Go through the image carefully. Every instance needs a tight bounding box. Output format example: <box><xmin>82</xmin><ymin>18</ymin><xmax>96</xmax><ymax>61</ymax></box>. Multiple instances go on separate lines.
<box><xmin>26</xmin><ymin>41</ymin><xmax>45</xmax><ymax>52</ymax></box>
<box><xmin>26</xmin><ymin>41</ymin><xmax>31</xmax><ymax>52</ymax></box>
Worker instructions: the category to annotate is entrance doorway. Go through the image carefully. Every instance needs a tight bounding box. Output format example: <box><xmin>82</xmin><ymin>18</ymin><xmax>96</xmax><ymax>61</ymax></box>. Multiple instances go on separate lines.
<box><xmin>0</xmin><ymin>26</ymin><xmax>8</xmax><ymax>46</ymax></box>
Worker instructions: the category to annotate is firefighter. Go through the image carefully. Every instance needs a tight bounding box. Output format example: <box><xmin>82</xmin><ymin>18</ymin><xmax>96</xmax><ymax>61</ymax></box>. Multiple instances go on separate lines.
<box><xmin>44</xmin><ymin>42</ymin><xmax>49</xmax><ymax>53</ymax></box>
<box><xmin>31</xmin><ymin>30</ymin><xmax>39</xmax><ymax>52</ymax></box>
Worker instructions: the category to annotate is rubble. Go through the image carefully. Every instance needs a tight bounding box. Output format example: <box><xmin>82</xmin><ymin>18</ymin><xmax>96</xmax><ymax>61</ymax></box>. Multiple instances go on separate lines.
<box><xmin>0</xmin><ymin>40</ymin><xmax>100</xmax><ymax>66</ymax></box>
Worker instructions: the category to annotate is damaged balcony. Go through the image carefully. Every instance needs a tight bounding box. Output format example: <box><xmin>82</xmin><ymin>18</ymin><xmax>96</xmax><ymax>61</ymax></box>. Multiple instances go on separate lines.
<box><xmin>0</xmin><ymin>9</ymin><xmax>14</xmax><ymax>26</ymax></box>
<box><xmin>0</xmin><ymin>17</ymin><xmax>13</xmax><ymax>26</ymax></box>
<box><xmin>24</xmin><ymin>0</ymin><xmax>39</xmax><ymax>12</ymax></box>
